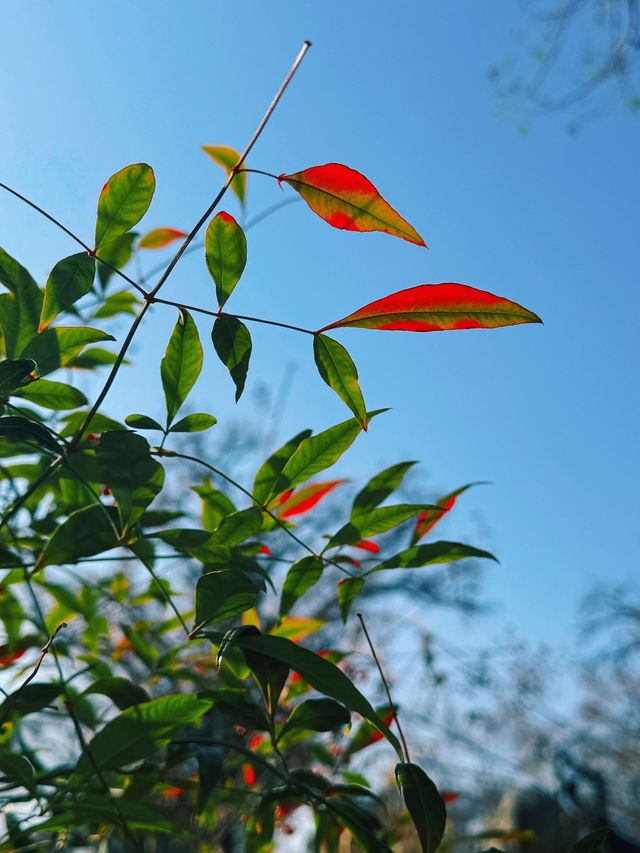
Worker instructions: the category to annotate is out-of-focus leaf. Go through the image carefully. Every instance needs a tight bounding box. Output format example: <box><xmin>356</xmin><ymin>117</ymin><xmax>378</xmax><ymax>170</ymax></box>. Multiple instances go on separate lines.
<box><xmin>65</xmin><ymin>346</ymin><xmax>118</xmax><ymax>370</ymax></box>
<box><xmin>280</xmin><ymin>556</ymin><xmax>324</xmax><ymax>617</ymax></box>
<box><xmin>202</xmin><ymin>144</ymin><xmax>246</xmax><ymax>205</ymax></box>
<box><xmin>96</xmin><ymin>430</ymin><xmax>164</xmax><ymax>527</ymax></box>
<box><xmin>161</xmin><ymin>308</ymin><xmax>202</xmax><ymax>425</ymax></box>
<box><xmin>93</xmin><ymin>289</ymin><xmax>140</xmax><ymax>319</ymax></box>
<box><xmin>39</xmin><ymin>253</ymin><xmax>96</xmax><ymax>331</ymax></box>
<box><xmin>169</xmin><ymin>413</ymin><xmax>217</xmax><ymax>433</ymax></box>
<box><xmin>0</xmin><ymin>683</ymin><xmax>63</xmax><ymax>720</ymax></box>
<box><xmin>371</xmin><ymin>541</ymin><xmax>497</xmax><ymax>573</ymax></box>
<box><xmin>337</xmin><ymin>577</ymin><xmax>364</xmax><ymax>622</ymax></box>
<box><xmin>313</xmin><ymin>333</ymin><xmax>367</xmax><ymax>429</ymax></box>
<box><xmin>280</xmin><ymin>163</ymin><xmax>425</xmax><ymax>246</ymax></box>
<box><xmin>318</xmin><ymin>283</ymin><xmax>542</xmax><ymax>334</ymax></box>
<box><xmin>568</xmin><ymin>829</ymin><xmax>612</xmax><ymax>853</ymax></box>
<box><xmin>252</xmin><ymin>429</ymin><xmax>311</xmax><ymax>505</ymax></box>
<box><xmin>22</xmin><ymin>327</ymin><xmax>114</xmax><ymax>376</ymax></box>
<box><xmin>395</xmin><ymin>762</ymin><xmax>446</xmax><ymax>853</ymax></box>
<box><xmin>412</xmin><ymin>483</ymin><xmax>483</xmax><ymax>544</ymax></box>
<box><xmin>192</xmin><ymin>477</ymin><xmax>236</xmax><ymax>529</ymax></box>
<box><xmin>14</xmin><ymin>379</ymin><xmax>87</xmax><ymax>410</ymax></box>
<box><xmin>270</xmin><ymin>617</ymin><xmax>326</xmax><ymax>643</ymax></box>
<box><xmin>94</xmin><ymin>163</ymin><xmax>155</xmax><ymax>249</ymax></box>
<box><xmin>96</xmin><ymin>232</ymin><xmax>137</xmax><ymax>289</ymax></box>
<box><xmin>205</xmin><ymin>211</ymin><xmax>247</xmax><ymax>308</ymax></box>
<box><xmin>83</xmin><ymin>677</ymin><xmax>150</xmax><ymax>710</ymax></box>
<box><xmin>35</xmin><ymin>505</ymin><xmax>121</xmax><ymax>570</ymax></box>
<box><xmin>211</xmin><ymin>314</ymin><xmax>251</xmax><ymax>402</ymax></box>
<box><xmin>279</xmin><ymin>698</ymin><xmax>350</xmax><ymax>740</ymax></box>
<box><xmin>0</xmin><ymin>358</ymin><xmax>36</xmax><ymax>395</ymax></box>
<box><xmin>138</xmin><ymin>227</ymin><xmax>187</xmax><ymax>249</ymax></box>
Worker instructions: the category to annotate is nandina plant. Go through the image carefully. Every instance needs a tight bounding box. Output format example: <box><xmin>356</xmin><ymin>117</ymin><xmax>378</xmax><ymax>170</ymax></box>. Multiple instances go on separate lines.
<box><xmin>0</xmin><ymin>40</ymin><xmax>601</xmax><ymax>853</ymax></box>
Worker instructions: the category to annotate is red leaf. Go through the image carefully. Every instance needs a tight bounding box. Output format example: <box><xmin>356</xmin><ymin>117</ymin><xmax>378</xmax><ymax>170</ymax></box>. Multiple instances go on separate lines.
<box><xmin>318</xmin><ymin>283</ymin><xmax>542</xmax><ymax>334</ymax></box>
<box><xmin>353</xmin><ymin>539</ymin><xmax>380</xmax><ymax>553</ymax></box>
<box><xmin>138</xmin><ymin>227</ymin><xmax>188</xmax><ymax>249</ymax></box>
<box><xmin>243</xmin><ymin>764</ymin><xmax>257</xmax><ymax>786</ymax></box>
<box><xmin>280</xmin><ymin>163</ymin><xmax>426</xmax><ymax>246</ymax></box>
<box><xmin>258</xmin><ymin>544</ymin><xmax>271</xmax><ymax>555</ymax></box>
<box><xmin>0</xmin><ymin>647</ymin><xmax>26</xmax><ymax>667</ymax></box>
<box><xmin>441</xmin><ymin>791</ymin><xmax>459</xmax><ymax>804</ymax></box>
<box><xmin>412</xmin><ymin>482</ymin><xmax>483</xmax><ymax>545</ymax></box>
<box><xmin>278</xmin><ymin>480</ymin><xmax>344</xmax><ymax>520</ymax></box>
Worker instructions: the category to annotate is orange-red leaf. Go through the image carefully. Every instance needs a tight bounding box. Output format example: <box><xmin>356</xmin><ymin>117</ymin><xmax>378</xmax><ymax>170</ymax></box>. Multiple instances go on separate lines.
<box><xmin>277</xmin><ymin>480</ymin><xmax>345</xmax><ymax>520</ymax></box>
<box><xmin>139</xmin><ymin>227</ymin><xmax>188</xmax><ymax>249</ymax></box>
<box><xmin>412</xmin><ymin>483</ymin><xmax>482</xmax><ymax>545</ymax></box>
<box><xmin>318</xmin><ymin>283</ymin><xmax>542</xmax><ymax>334</ymax></box>
<box><xmin>280</xmin><ymin>163</ymin><xmax>426</xmax><ymax>246</ymax></box>
<box><xmin>353</xmin><ymin>539</ymin><xmax>380</xmax><ymax>553</ymax></box>
<box><xmin>0</xmin><ymin>647</ymin><xmax>26</xmax><ymax>667</ymax></box>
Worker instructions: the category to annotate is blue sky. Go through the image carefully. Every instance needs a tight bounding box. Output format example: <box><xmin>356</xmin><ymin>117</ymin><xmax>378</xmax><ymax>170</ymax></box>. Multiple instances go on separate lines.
<box><xmin>1</xmin><ymin>1</ymin><xmax>638</xmax><ymax>652</ymax></box>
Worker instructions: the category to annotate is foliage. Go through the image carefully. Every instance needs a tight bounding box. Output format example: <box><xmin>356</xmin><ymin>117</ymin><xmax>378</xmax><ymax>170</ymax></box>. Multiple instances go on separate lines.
<box><xmin>0</xmin><ymin>40</ymin><xmax>604</xmax><ymax>853</ymax></box>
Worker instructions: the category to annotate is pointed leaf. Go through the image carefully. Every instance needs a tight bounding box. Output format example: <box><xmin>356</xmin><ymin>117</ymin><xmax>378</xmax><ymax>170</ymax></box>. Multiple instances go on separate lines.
<box><xmin>313</xmin><ymin>334</ymin><xmax>367</xmax><ymax>429</ymax></box>
<box><xmin>280</xmin><ymin>698</ymin><xmax>350</xmax><ymax>740</ymax></box>
<box><xmin>14</xmin><ymin>379</ymin><xmax>88</xmax><ymax>410</ymax></box>
<box><xmin>568</xmin><ymin>829</ymin><xmax>611</xmax><ymax>853</ymax></box>
<box><xmin>329</xmin><ymin>504</ymin><xmax>444</xmax><ymax>548</ymax></box>
<box><xmin>195</xmin><ymin>571</ymin><xmax>263</xmax><ymax>628</ymax></box>
<box><xmin>281</xmin><ymin>163</ymin><xmax>425</xmax><ymax>246</ymax></box>
<box><xmin>0</xmin><ymin>358</ymin><xmax>37</xmax><ymax>395</ymax></box>
<box><xmin>83</xmin><ymin>677</ymin><xmax>150</xmax><ymax>710</ymax></box>
<box><xmin>202</xmin><ymin>145</ymin><xmax>246</xmax><ymax>205</ymax></box>
<box><xmin>253</xmin><ymin>430</ymin><xmax>311</xmax><ymax>505</ymax></box>
<box><xmin>95</xmin><ymin>163</ymin><xmax>155</xmax><ymax>249</ymax></box>
<box><xmin>35</xmin><ymin>505</ymin><xmax>120</xmax><ymax>571</ymax></box>
<box><xmin>211</xmin><ymin>314</ymin><xmax>251</xmax><ymax>402</ymax></box>
<box><xmin>280</xmin><ymin>556</ymin><xmax>324</xmax><ymax>617</ymax></box>
<box><xmin>210</xmin><ymin>507</ymin><xmax>263</xmax><ymax>547</ymax></box>
<box><xmin>0</xmin><ymin>248</ymin><xmax>43</xmax><ymax>357</ymax></box>
<box><xmin>161</xmin><ymin>308</ymin><xmax>203</xmax><ymax>425</ymax></box>
<box><xmin>0</xmin><ymin>415</ymin><xmax>61</xmax><ymax>453</ymax></box>
<box><xmin>395</xmin><ymin>762</ymin><xmax>446</xmax><ymax>853</ymax></box>
<box><xmin>337</xmin><ymin>577</ymin><xmax>364</xmax><ymax>622</ymax></box>
<box><xmin>277</xmin><ymin>480</ymin><xmax>344</xmax><ymax>519</ymax></box>
<box><xmin>138</xmin><ymin>227</ymin><xmax>187</xmax><ymax>249</ymax></box>
<box><xmin>372</xmin><ymin>541</ymin><xmax>497</xmax><ymax>573</ymax></box>
<box><xmin>319</xmin><ymin>283</ymin><xmax>542</xmax><ymax>334</ymax></box>
<box><xmin>205</xmin><ymin>212</ymin><xmax>247</xmax><ymax>308</ymax></box>
<box><xmin>39</xmin><ymin>253</ymin><xmax>96</xmax><ymax>331</ymax></box>
<box><xmin>125</xmin><ymin>413</ymin><xmax>164</xmax><ymax>431</ymax></box>
<box><xmin>93</xmin><ymin>289</ymin><xmax>140</xmax><ymax>319</ymax></box>
<box><xmin>352</xmin><ymin>461</ymin><xmax>417</xmax><ymax>517</ymax></box>
<box><xmin>22</xmin><ymin>327</ymin><xmax>114</xmax><ymax>376</ymax></box>
<box><xmin>412</xmin><ymin>483</ymin><xmax>483</xmax><ymax>545</ymax></box>
<box><xmin>169</xmin><ymin>412</ymin><xmax>217</xmax><ymax>433</ymax></box>
<box><xmin>96</xmin><ymin>430</ymin><xmax>164</xmax><ymax>526</ymax></box>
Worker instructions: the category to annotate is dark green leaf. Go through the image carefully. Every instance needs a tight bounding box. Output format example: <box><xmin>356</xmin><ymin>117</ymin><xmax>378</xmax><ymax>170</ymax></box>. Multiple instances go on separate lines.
<box><xmin>211</xmin><ymin>314</ymin><xmax>251</xmax><ymax>402</ymax></box>
<box><xmin>371</xmin><ymin>541</ymin><xmax>498</xmax><ymax>573</ymax></box>
<box><xmin>195</xmin><ymin>571</ymin><xmax>263</xmax><ymax>629</ymax></box>
<box><xmin>205</xmin><ymin>688</ymin><xmax>269</xmax><ymax>730</ymax></box>
<box><xmin>0</xmin><ymin>358</ymin><xmax>36</xmax><ymax>395</ymax></box>
<box><xmin>0</xmin><ymin>416</ymin><xmax>60</xmax><ymax>453</ymax></box>
<box><xmin>280</xmin><ymin>556</ymin><xmax>324</xmax><ymax>617</ymax></box>
<box><xmin>0</xmin><ymin>248</ymin><xmax>43</xmax><ymax>357</ymax></box>
<box><xmin>22</xmin><ymin>327</ymin><xmax>115</xmax><ymax>376</ymax></box>
<box><xmin>352</xmin><ymin>461</ymin><xmax>417</xmax><ymax>517</ymax></box>
<box><xmin>205</xmin><ymin>211</ymin><xmax>247</xmax><ymax>308</ymax></box>
<box><xmin>313</xmin><ymin>334</ymin><xmax>367</xmax><ymax>429</ymax></box>
<box><xmin>65</xmin><ymin>346</ymin><xmax>119</xmax><ymax>370</ymax></box>
<box><xmin>169</xmin><ymin>412</ymin><xmax>217</xmax><ymax>433</ymax></box>
<box><xmin>280</xmin><ymin>698</ymin><xmax>350</xmax><ymax>740</ymax></box>
<box><xmin>83</xmin><ymin>677</ymin><xmax>150</xmax><ymax>710</ymax></box>
<box><xmin>94</xmin><ymin>163</ymin><xmax>155</xmax><ymax>249</ymax></box>
<box><xmin>0</xmin><ymin>684</ymin><xmax>63</xmax><ymax>720</ymax></box>
<box><xmin>14</xmin><ymin>379</ymin><xmax>88</xmax><ymax>410</ymax></box>
<box><xmin>0</xmin><ymin>751</ymin><xmax>35</xmax><ymax>793</ymax></box>
<box><xmin>568</xmin><ymin>828</ymin><xmax>612</xmax><ymax>853</ymax></box>
<box><xmin>337</xmin><ymin>577</ymin><xmax>365</xmax><ymax>622</ymax></box>
<box><xmin>210</xmin><ymin>507</ymin><xmax>263</xmax><ymax>547</ymax></box>
<box><xmin>252</xmin><ymin>429</ymin><xmax>311</xmax><ymax>505</ymax></box>
<box><xmin>161</xmin><ymin>308</ymin><xmax>203</xmax><ymax>425</ymax></box>
<box><xmin>395</xmin><ymin>762</ymin><xmax>446</xmax><ymax>853</ymax></box>
<box><xmin>35</xmin><ymin>505</ymin><xmax>120</xmax><ymax>570</ymax></box>
<box><xmin>125</xmin><ymin>413</ymin><xmax>164</xmax><ymax>431</ymax></box>
<box><xmin>96</xmin><ymin>430</ymin><xmax>164</xmax><ymax>526</ymax></box>
<box><xmin>39</xmin><ymin>253</ymin><xmax>95</xmax><ymax>330</ymax></box>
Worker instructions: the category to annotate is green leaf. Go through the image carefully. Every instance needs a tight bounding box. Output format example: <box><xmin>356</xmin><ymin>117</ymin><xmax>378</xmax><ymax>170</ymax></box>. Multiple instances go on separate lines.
<box><xmin>0</xmin><ymin>415</ymin><xmax>60</xmax><ymax>453</ymax></box>
<box><xmin>313</xmin><ymin>334</ymin><xmax>367</xmax><ymax>429</ymax></box>
<box><xmin>211</xmin><ymin>314</ymin><xmax>251</xmax><ymax>402</ymax></box>
<box><xmin>192</xmin><ymin>477</ymin><xmax>236</xmax><ymax>529</ymax></box>
<box><xmin>14</xmin><ymin>379</ymin><xmax>88</xmax><ymax>410</ymax></box>
<box><xmin>337</xmin><ymin>577</ymin><xmax>365</xmax><ymax>622</ymax></box>
<box><xmin>22</xmin><ymin>327</ymin><xmax>115</xmax><ymax>376</ymax></box>
<box><xmin>65</xmin><ymin>346</ymin><xmax>119</xmax><ymax>370</ymax></box>
<box><xmin>95</xmin><ymin>430</ymin><xmax>164</xmax><ymax>527</ymax></box>
<box><xmin>395</xmin><ymin>762</ymin><xmax>446</xmax><ymax>853</ymax></box>
<box><xmin>279</xmin><ymin>698</ymin><xmax>350</xmax><ymax>740</ymax></box>
<box><xmin>328</xmin><ymin>504</ymin><xmax>443</xmax><ymax>548</ymax></box>
<box><xmin>95</xmin><ymin>232</ymin><xmax>137</xmax><ymax>289</ymax></box>
<box><xmin>568</xmin><ymin>829</ymin><xmax>612</xmax><ymax>853</ymax></box>
<box><xmin>202</xmin><ymin>144</ymin><xmax>246</xmax><ymax>205</ymax></box>
<box><xmin>195</xmin><ymin>571</ymin><xmax>263</xmax><ymax>629</ymax></box>
<box><xmin>75</xmin><ymin>694</ymin><xmax>212</xmax><ymax>777</ymax></box>
<box><xmin>0</xmin><ymin>751</ymin><xmax>36</xmax><ymax>793</ymax></box>
<box><xmin>39</xmin><ymin>253</ymin><xmax>96</xmax><ymax>331</ymax></box>
<box><xmin>214</xmin><ymin>629</ymin><xmax>402</xmax><ymax>758</ymax></box>
<box><xmin>94</xmin><ymin>163</ymin><xmax>155</xmax><ymax>249</ymax></box>
<box><xmin>125</xmin><ymin>413</ymin><xmax>164</xmax><ymax>431</ymax></box>
<box><xmin>276</xmin><ymin>411</ymin><xmax>385</xmax><ymax>494</ymax></box>
<box><xmin>0</xmin><ymin>248</ymin><xmax>43</xmax><ymax>357</ymax></box>
<box><xmin>83</xmin><ymin>677</ymin><xmax>150</xmax><ymax>710</ymax></box>
<box><xmin>93</xmin><ymin>288</ymin><xmax>140</xmax><ymax>319</ymax></box>
<box><xmin>371</xmin><ymin>541</ymin><xmax>497</xmax><ymax>573</ymax></box>
<box><xmin>253</xmin><ymin>429</ymin><xmax>311</xmax><ymax>505</ymax></box>
<box><xmin>352</xmin><ymin>461</ymin><xmax>417</xmax><ymax>517</ymax></box>
<box><xmin>169</xmin><ymin>412</ymin><xmax>217</xmax><ymax>433</ymax></box>
<box><xmin>161</xmin><ymin>308</ymin><xmax>203</xmax><ymax>425</ymax></box>
<box><xmin>205</xmin><ymin>211</ymin><xmax>247</xmax><ymax>308</ymax></box>
<box><xmin>222</xmin><ymin>627</ymin><xmax>290</xmax><ymax>718</ymax></box>
<box><xmin>0</xmin><ymin>684</ymin><xmax>63</xmax><ymax>721</ymax></box>
<box><xmin>35</xmin><ymin>505</ymin><xmax>120</xmax><ymax>571</ymax></box>
<box><xmin>280</xmin><ymin>556</ymin><xmax>324</xmax><ymax>617</ymax></box>
<box><xmin>210</xmin><ymin>507</ymin><xmax>263</xmax><ymax>547</ymax></box>
<box><xmin>0</xmin><ymin>358</ymin><xmax>37</xmax><ymax>395</ymax></box>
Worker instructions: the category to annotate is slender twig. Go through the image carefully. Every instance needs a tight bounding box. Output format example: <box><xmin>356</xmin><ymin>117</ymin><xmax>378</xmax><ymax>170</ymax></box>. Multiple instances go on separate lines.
<box><xmin>356</xmin><ymin>611</ymin><xmax>411</xmax><ymax>763</ymax></box>
<box><xmin>236</xmin><ymin>168</ymin><xmax>281</xmax><ymax>180</ymax></box>
<box><xmin>152</xmin><ymin>297</ymin><xmax>314</xmax><ymax>335</ymax></box>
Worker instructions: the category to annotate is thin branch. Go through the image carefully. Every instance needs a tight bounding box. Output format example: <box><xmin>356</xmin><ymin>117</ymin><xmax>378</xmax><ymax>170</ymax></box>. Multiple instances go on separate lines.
<box><xmin>152</xmin><ymin>297</ymin><xmax>314</xmax><ymax>335</ymax></box>
<box><xmin>356</xmin><ymin>611</ymin><xmax>412</xmax><ymax>763</ymax></box>
<box><xmin>0</xmin><ymin>181</ymin><xmax>91</xmax><ymax>252</ymax></box>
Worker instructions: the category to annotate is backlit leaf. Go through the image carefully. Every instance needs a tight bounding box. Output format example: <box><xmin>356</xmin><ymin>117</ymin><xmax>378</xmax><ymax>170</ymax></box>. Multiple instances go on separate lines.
<box><xmin>412</xmin><ymin>483</ymin><xmax>483</xmax><ymax>545</ymax></box>
<box><xmin>277</xmin><ymin>479</ymin><xmax>344</xmax><ymax>519</ymax></box>
<box><xmin>195</xmin><ymin>571</ymin><xmax>263</xmax><ymax>628</ymax></box>
<box><xmin>371</xmin><ymin>541</ymin><xmax>497</xmax><ymax>573</ymax></box>
<box><xmin>35</xmin><ymin>505</ymin><xmax>121</xmax><ymax>571</ymax></box>
<box><xmin>39</xmin><ymin>253</ymin><xmax>96</xmax><ymax>331</ymax></box>
<box><xmin>313</xmin><ymin>334</ymin><xmax>367</xmax><ymax>429</ymax></box>
<box><xmin>318</xmin><ymin>283</ymin><xmax>542</xmax><ymax>334</ymax></box>
<box><xmin>329</xmin><ymin>504</ymin><xmax>444</xmax><ymax>549</ymax></box>
<box><xmin>14</xmin><ymin>379</ymin><xmax>88</xmax><ymax>410</ymax></box>
<box><xmin>280</xmin><ymin>556</ymin><xmax>324</xmax><ymax>617</ymax></box>
<box><xmin>169</xmin><ymin>412</ymin><xmax>217</xmax><ymax>433</ymax></box>
<box><xmin>279</xmin><ymin>698</ymin><xmax>350</xmax><ymax>740</ymax></box>
<box><xmin>125</xmin><ymin>413</ymin><xmax>163</xmax><ymax>431</ymax></box>
<box><xmin>395</xmin><ymin>762</ymin><xmax>446</xmax><ymax>853</ymax></box>
<box><xmin>205</xmin><ymin>211</ymin><xmax>247</xmax><ymax>308</ymax></box>
<box><xmin>96</xmin><ymin>232</ymin><xmax>137</xmax><ymax>290</ymax></box>
<box><xmin>161</xmin><ymin>308</ymin><xmax>203</xmax><ymax>425</ymax></box>
<box><xmin>280</xmin><ymin>163</ymin><xmax>425</xmax><ymax>246</ymax></box>
<box><xmin>0</xmin><ymin>248</ymin><xmax>43</xmax><ymax>357</ymax></box>
<box><xmin>253</xmin><ymin>430</ymin><xmax>311</xmax><ymax>505</ymax></box>
<box><xmin>139</xmin><ymin>227</ymin><xmax>187</xmax><ymax>249</ymax></box>
<box><xmin>352</xmin><ymin>461</ymin><xmax>417</xmax><ymax>517</ymax></box>
<box><xmin>211</xmin><ymin>314</ymin><xmax>251</xmax><ymax>402</ymax></box>
<box><xmin>95</xmin><ymin>163</ymin><xmax>155</xmax><ymax>249</ymax></box>
<box><xmin>202</xmin><ymin>144</ymin><xmax>246</xmax><ymax>206</ymax></box>
<box><xmin>22</xmin><ymin>327</ymin><xmax>114</xmax><ymax>376</ymax></box>
<box><xmin>93</xmin><ymin>289</ymin><xmax>139</xmax><ymax>319</ymax></box>
<box><xmin>337</xmin><ymin>577</ymin><xmax>364</xmax><ymax>622</ymax></box>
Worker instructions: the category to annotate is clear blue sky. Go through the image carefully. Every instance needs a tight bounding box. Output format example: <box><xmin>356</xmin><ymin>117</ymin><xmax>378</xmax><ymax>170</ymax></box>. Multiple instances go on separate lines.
<box><xmin>1</xmin><ymin>1</ymin><xmax>638</xmax><ymax>651</ymax></box>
